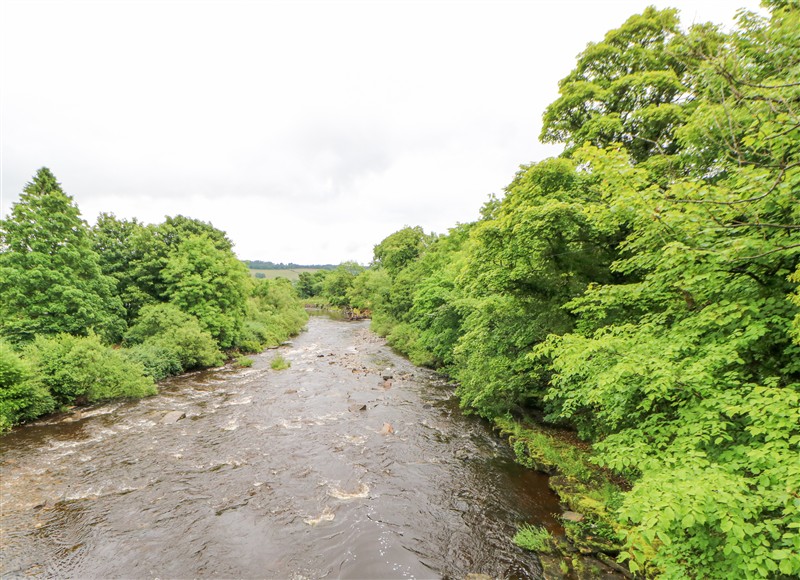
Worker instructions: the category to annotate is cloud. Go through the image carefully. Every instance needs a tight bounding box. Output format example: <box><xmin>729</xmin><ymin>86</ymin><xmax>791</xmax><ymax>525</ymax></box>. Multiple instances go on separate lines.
<box><xmin>1</xmin><ymin>0</ymin><xmax>762</xmax><ymax>264</ymax></box>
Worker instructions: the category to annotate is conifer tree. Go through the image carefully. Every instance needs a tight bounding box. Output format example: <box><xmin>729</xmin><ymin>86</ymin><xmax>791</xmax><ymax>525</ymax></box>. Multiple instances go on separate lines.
<box><xmin>0</xmin><ymin>168</ymin><xmax>125</xmax><ymax>343</ymax></box>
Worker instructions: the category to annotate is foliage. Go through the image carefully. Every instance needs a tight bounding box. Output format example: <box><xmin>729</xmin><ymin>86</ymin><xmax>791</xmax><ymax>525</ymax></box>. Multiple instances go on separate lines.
<box><xmin>320</xmin><ymin>262</ymin><xmax>365</xmax><ymax>308</ymax></box>
<box><xmin>347</xmin><ymin>268</ymin><xmax>391</xmax><ymax>311</ymax></box>
<box><xmin>24</xmin><ymin>334</ymin><xmax>156</xmax><ymax>406</ymax></box>
<box><xmin>121</xmin><ymin>342</ymin><xmax>184</xmax><ymax>381</ymax></box>
<box><xmin>0</xmin><ymin>340</ymin><xmax>55</xmax><ymax>431</ymax></box>
<box><xmin>296</xmin><ymin>269</ymin><xmax>330</xmax><ymax>299</ymax></box>
<box><xmin>162</xmin><ymin>234</ymin><xmax>250</xmax><ymax>348</ymax></box>
<box><xmin>91</xmin><ymin>213</ymin><xmax>154</xmax><ymax>323</ymax></box>
<box><xmin>91</xmin><ymin>214</ymin><xmax>237</xmax><ymax>322</ymax></box>
<box><xmin>270</xmin><ymin>354</ymin><xmax>290</xmax><ymax>370</ymax></box>
<box><xmin>234</xmin><ymin>355</ymin><xmax>253</xmax><ymax>368</ymax></box>
<box><xmin>123</xmin><ymin>303</ymin><xmax>224</xmax><ymax>375</ymax></box>
<box><xmin>0</xmin><ymin>168</ymin><xmax>125</xmax><ymax>343</ymax></box>
<box><xmin>241</xmin><ymin>278</ymin><xmax>308</xmax><ymax>351</ymax></box>
<box><xmin>513</xmin><ymin>524</ymin><xmax>553</xmax><ymax>553</ymax></box>
<box><xmin>540</xmin><ymin>7</ymin><xmax>693</xmax><ymax>163</ymax></box>
<box><xmin>354</xmin><ymin>4</ymin><xmax>800</xmax><ymax>577</ymax></box>
<box><xmin>372</xmin><ymin>226</ymin><xmax>434</xmax><ymax>276</ymax></box>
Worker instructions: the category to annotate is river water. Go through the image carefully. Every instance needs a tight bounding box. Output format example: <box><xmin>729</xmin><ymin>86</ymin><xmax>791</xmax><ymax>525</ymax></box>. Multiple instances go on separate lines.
<box><xmin>0</xmin><ymin>316</ymin><xmax>564</xmax><ymax>579</ymax></box>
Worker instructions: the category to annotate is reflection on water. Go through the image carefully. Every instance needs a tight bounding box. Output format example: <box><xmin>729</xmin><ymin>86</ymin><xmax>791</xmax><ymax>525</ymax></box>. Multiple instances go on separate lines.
<box><xmin>0</xmin><ymin>318</ymin><xmax>562</xmax><ymax>579</ymax></box>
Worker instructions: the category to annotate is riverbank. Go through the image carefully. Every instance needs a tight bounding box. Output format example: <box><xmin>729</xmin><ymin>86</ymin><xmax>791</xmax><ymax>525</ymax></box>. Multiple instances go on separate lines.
<box><xmin>493</xmin><ymin>417</ymin><xmax>631</xmax><ymax>578</ymax></box>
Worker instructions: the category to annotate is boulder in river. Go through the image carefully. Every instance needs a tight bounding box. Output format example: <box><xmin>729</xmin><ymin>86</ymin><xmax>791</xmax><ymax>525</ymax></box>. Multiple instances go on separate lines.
<box><xmin>160</xmin><ymin>411</ymin><xmax>186</xmax><ymax>424</ymax></box>
<box><xmin>380</xmin><ymin>422</ymin><xmax>394</xmax><ymax>435</ymax></box>
<box><xmin>562</xmin><ymin>511</ymin><xmax>585</xmax><ymax>523</ymax></box>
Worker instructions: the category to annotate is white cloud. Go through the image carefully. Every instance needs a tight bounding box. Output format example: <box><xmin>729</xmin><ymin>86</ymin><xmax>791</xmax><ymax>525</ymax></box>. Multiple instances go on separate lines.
<box><xmin>1</xmin><ymin>0</ymin><xmax>762</xmax><ymax>263</ymax></box>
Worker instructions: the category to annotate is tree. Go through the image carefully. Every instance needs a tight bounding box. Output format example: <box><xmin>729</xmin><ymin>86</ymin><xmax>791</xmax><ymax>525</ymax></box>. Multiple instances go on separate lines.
<box><xmin>91</xmin><ymin>213</ymin><xmax>156</xmax><ymax>322</ymax></box>
<box><xmin>0</xmin><ymin>168</ymin><xmax>125</xmax><ymax>343</ymax></box>
<box><xmin>321</xmin><ymin>262</ymin><xmax>365</xmax><ymax>308</ymax></box>
<box><xmin>162</xmin><ymin>234</ymin><xmax>250</xmax><ymax>348</ymax></box>
<box><xmin>372</xmin><ymin>226</ymin><xmax>434</xmax><ymax>276</ymax></box>
<box><xmin>541</xmin><ymin>7</ymin><xmax>694</xmax><ymax>163</ymax></box>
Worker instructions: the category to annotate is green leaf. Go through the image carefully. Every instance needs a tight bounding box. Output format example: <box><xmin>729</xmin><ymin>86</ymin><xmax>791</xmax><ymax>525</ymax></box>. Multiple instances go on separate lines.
<box><xmin>779</xmin><ymin>559</ymin><xmax>794</xmax><ymax>575</ymax></box>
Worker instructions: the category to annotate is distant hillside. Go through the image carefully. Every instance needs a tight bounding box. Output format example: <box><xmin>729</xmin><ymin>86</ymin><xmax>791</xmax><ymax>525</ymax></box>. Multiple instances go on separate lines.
<box><xmin>243</xmin><ymin>260</ymin><xmax>336</xmax><ymax>270</ymax></box>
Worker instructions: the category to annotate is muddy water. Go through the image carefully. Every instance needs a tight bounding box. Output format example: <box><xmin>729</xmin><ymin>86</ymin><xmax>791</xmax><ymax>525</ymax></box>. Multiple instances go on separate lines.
<box><xmin>0</xmin><ymin>316</ymin><xmax>563</xmax><ymax>579</ymax></box>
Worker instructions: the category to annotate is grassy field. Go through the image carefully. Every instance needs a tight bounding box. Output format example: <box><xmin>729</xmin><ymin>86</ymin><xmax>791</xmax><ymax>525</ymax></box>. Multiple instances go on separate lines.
<box><xmin>249</xmin><ymin>268</ymin><xmax>322</xmax><ymax>281</ymax></box>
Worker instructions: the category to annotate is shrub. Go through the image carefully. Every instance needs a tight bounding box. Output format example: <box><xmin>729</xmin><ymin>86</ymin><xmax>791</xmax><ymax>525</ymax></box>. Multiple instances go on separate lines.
<box><xmin>270</xmin><ymin>354</ymin><xmax>290</xmax><ymax>370</ymax></box>
<box><xmin>235</xmin><ymin>355</ymin><xmax>253</xmax><ymax>368</ymax></box>
<box><xmin>124</xmin><ymin>303</ymin><xmax>223</xmax><ymax>372</ymax></box>
<box><xmin>387</xmin><ymin>323</ymin><xmax>434</xmax><ymax>367</ymax></box>
<box><xmin>0</xmin><ymin>340</ymin><xmax>55</xmax><ymax>430</ymax></box>
<box><xmin>24</xmin><ymin>334</ymin><xmax>156</xmax><ymax>406</ymax></box>
<box><xmin>238</xmin><ymin>278</ymin><xmax>308</xmax><ymax>352</ymax></box>
<box><xmin>121</xmin><ymin>342</ymin><xmax>183</xmax><ymax>381</ymax></box>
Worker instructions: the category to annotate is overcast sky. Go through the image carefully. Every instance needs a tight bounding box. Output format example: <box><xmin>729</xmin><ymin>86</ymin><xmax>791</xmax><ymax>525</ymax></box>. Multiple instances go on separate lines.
<box><xmin>1</xmin><ymin>0</ymin><xmax>762</xmax><ymax>264</ymax></box>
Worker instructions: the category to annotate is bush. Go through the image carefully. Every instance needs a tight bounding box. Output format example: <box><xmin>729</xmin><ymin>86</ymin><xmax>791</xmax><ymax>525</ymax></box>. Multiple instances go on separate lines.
<box><xmin>270</xmin><ymin>354</ymin><xmax>290</xmax><ymax>370</ymax></box>
<box><xmin>0</xmin><ymin>340</ymin><xmax>55</xmax><ymax>430</ymax></box>
<box><xmin>387</xmin><ymin>323</ymin><xmax>434</xmax><ymax>367</ymax></box>
<box><xmin>235</xmin><ymin>355</ymin><xmax>253</xmax><ymax>368</ymax></box>
<box><xmin>238</xmin><ymin>319</ymin><xmax>281</xmax><ymax>353</ymax></box>
<box><xmin>121</xmin><ymin>342</ymin><xmax>183</xmax><ymax>381</ymax></box>
<box><xmin>238</xmin><ymin>279</ymin><xmax>308</xmax><ymax>352</ymax></box>
<box><xmin>124</xmin><ymin>303</ymin><xmax>224</xmax><ymax>372</ymax></box>
<box><xmin>24</xmin><ymin>334</ymin><xmax>156</xmax><ymax>406</ymax></box>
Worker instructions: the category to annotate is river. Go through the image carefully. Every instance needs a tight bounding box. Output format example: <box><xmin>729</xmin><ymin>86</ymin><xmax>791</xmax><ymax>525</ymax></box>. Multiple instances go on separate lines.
<box><xmin>0</xmin><ymin>315</ymin><xmax>564</xmax><ymax>579</ymax></box>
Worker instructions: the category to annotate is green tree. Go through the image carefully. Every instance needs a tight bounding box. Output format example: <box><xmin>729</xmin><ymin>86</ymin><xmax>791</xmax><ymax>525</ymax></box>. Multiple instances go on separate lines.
<box><xmin>321</xmin><ymin>262</ymin><xmax>365</xmax><ymax>308</ymax></box>
<box><xmin>162</xmin><ymin>234</ymin><xmax>250</xmax><ymax>348</ymax></box>
<box><xmin>0</xmin><ymin>168</ymin><xmax>125</xmax><ymax>343</ymax></box>
<box><xmin>372</xmin><ymin>226</ymin><xmax>434</xmax><ymax>276</ymax></box>
<box><xmin>296</xmin><ymin>270</ymin><xmax>329</xmax><ymax>299</ymax></box>
<box><xmin>541</xmin><ymin>7</ymin><xmax>693</xmax><ymax>163</ymax></box>
<box><xmin>91</xmin><ymin>213</ymin><xmax>156</xmax><ymax>322</ymax></box>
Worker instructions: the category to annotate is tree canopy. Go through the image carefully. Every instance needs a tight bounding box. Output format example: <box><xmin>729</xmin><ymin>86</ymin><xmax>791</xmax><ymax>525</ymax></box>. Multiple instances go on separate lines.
<box><xmin>351</xmin><ymin>4</ymin><xmax>800</xmax><ymax>576</ymax></box>
<box><xmin>0</xmin><ymin>168</ymin><xmax>125</xmax><ymax>343</ymax></box>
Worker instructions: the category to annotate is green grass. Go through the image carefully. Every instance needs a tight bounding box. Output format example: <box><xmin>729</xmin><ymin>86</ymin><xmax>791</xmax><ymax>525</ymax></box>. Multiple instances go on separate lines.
<box><xmin>513</xmin><ymin>524</ymin><xmax>553</xmax><ymax>553</ymax></box>
<box><xmin>249</xmin><ymin>268</ymin><xmax>322</xmax><ymax>281</ymax></box>
<box><xmin>270</xmin><ymin>354</ymin><xmax>291</xmax><ymax>370</ymax></box>
<box><xmin>234</xmin><ymin>355</ymin><xmax>253</xmax><ymax>367</ymax></box>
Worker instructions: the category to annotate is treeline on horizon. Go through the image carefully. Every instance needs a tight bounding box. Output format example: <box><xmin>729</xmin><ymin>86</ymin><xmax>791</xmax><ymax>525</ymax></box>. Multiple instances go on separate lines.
<box><xmin>0</xmin><ymin>171</ymin><xmax>308</xmax><ymax>432</ymax></box>
<box><xmin>244</xmin><ymin>260</ymin><xmax>337</xmax><ymax>271</ymax></box>
<box><xmin>302</xmin><ymin>3</ymin><xmax>800</xmax><ymax>577</ymax></box>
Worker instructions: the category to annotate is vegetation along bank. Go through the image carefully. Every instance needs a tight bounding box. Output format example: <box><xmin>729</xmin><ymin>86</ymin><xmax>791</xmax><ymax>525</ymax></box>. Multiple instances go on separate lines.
<box><xmin>304</xmin><ymin>4</ymin><xmax>800</xmax><ymax>578</ymax></box>
<box><xmin>1</xmin><ymin>2</ymin><xmax>798</xmax><ymax>578</ymax></box>
<box><xmin>0</xmin><ymin>168</ymin><xmax>308</xmax><ymax>432</ymax></box>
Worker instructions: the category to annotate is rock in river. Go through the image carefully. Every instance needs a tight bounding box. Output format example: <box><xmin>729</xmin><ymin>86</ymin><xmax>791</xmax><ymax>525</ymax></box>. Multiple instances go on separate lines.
<box><xmin>160</xmin><ymin>411</ymin><xmax>186</xmax><ymax>424</ymax></box>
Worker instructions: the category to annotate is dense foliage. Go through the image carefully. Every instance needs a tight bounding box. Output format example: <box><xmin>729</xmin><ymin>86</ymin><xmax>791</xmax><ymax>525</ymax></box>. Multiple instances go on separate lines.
<box><xmin>0</xmin><ymin>170</ymin><xmax>308</xmax><ymax>430</ymax></box>
<box><xmin>353</xmin><ymin>4</ymin><xmax>800</xmax><ymax>577</ymax></box>
<box><xmin>0</xmin><ymin>169</ymin><xmax>125</xmax><ymax>343</ymax></box>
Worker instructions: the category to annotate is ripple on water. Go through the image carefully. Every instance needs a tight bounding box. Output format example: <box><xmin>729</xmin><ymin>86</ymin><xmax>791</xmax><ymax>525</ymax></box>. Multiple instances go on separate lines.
<box><xmin>328</xmin><ymin>482</ymin><xmax>370</xmax><ymax>500</ymax></box>
<box><xmin>0</xmin><ymin>318</ymin><xmax>561</xmax><ymax>580</ymax></box>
